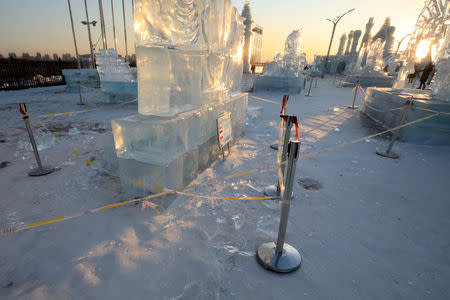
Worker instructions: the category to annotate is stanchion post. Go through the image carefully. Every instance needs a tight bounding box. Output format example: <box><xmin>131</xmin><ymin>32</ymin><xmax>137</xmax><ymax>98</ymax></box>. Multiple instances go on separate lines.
<box><xmin>376</xmin><ymin>98</ymin><xmax>414</xmax><ymax>159</ymax></box>
<box><xmin>314</xmin><ymin>76</ymin><xmax>318</xmax><ymax>88</ymax></box>
<box><xmin>257</xmin><ymin>140</ymin><xmax>302</xmax><ymax>273</ymax></box>
<box><xmin>305</xmin><ymin>73</ymin><xmax>313</xmax><ymax>97</ymax></box>
<box><xmin>265</xmin><ymin>115</ymin><xmax>293</xmax><ymax>197</ymax></box>
<box><xmin>346</xmin><ymin>79</ymin><xmax>360</xmax><ymax>109</ymax></box>
<box><xmin>77</xmin><ymin>82</ymin><xmax>85</xmax><ymax>105</ymax></box>
<box><xmin>19</xmin><ymin>104</ymin><xmax>54</xmax><ymax>176</ymax></box>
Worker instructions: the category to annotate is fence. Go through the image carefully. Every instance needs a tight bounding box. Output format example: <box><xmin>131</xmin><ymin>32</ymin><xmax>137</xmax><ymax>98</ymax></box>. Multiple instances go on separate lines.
<box><xmin>0</xmin><ymin>58</ymin><xmax>79</xmax><ymax>90</ymax></box>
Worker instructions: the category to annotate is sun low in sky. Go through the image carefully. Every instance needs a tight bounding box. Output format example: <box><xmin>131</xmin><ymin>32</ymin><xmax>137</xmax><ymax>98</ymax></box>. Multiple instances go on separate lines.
<box><xmin>0</xmin><ymin>0</ymin><xmax>424</xmax><ymax>62</ymax></box>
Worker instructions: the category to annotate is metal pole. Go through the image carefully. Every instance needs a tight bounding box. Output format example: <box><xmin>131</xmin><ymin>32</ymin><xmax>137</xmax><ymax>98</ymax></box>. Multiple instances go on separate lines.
<box><xmin>84</xmin><ymin>0</ymin><xmax>96</xmax><ymax>68</ymax></box>
<box><xmin>314</xmin><ymin>77</ymin><xmax>318</xmax><ymax>88</ymax></box>
<box><xmin>322</xmin><ymin>9</ymin><xmax>355</xmax><ymax>78</ymax></box>
<box><xmin>111</xmin><ymin>0</ymin><xmax>118</xmax><ymax>50</ymax></box>
<box><xmin>77</xmin><ymin>82</ymin><xmax>85</xmax><ymax>105</ymax></box>
<box><xmin>98</xmin><ymin>0</ymin><xmax>108</xmax><ymax>49</ymax></box>
<box><xmin>347</xmin><ymin>79</ymin><xmax>360</xmax><ymax>109</ymax></box>
<box><xmin>122</xmin><ymin>0</ymin><xmax>129</xmax><ymax>60</ymax></box>
<box><xmin>376</xmin><ymin>99</ymin><xmax>414</xmax><ymax>159</ymax></box>
<box><xmin>265</xmin><ymin>116</ymin><xmax>292</xmax><ymax>197</ymax></box>
<box><xmin>275</xmin><ymin>141</ymin><xmax>300</xmax><ymax>257</ymax></box>
<box><xmin>67</xmin><ymin>0</ymin><xmax>81</xmax><ymax>69</ymax></box>
<box><xmin>280</xmin><ymin>117</ymin><xmax>293</xmax><ymax>176</ymax></box>
<box><xmin>256</xmin><ymin>140</ymin><xmax>302</xmax><ymax>273</ymax></box>
<box><xmin>20</xmin><ymin>104</ymin><xmax>54</xmax><ymax>176</ymax></box>
<box><xmin>323</xmin><ymin>22</ymin><xmax>336</xmax><ymax>78</ymax></box>
<box><xmin>305</xmin><ymin>73</ymin><xmax>313</xmax><ymax>97</ymax></box>
<box><xmin>24</xmin><ymin>117</ymin><xmax>43</xmax><ymax>170</ymax></box>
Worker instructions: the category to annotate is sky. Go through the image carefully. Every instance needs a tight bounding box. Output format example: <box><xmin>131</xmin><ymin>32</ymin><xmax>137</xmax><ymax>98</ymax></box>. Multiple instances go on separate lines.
<box><xmin>0</xmin><ymin>0</ymin><xmax>424</xmax><ymax>62</ymax></box>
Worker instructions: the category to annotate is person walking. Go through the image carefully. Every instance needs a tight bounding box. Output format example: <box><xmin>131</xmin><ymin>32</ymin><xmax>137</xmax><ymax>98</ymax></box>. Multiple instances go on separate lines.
<box><xmin>418</xmin><ymin>61</ymin><xmax>434</xmax><ymax>90</ymax></box>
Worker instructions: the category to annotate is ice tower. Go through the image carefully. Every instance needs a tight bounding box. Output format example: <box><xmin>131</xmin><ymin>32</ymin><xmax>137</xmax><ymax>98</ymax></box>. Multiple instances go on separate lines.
<box><xmin>109</xmin><ymin>0</ymin><xmax>248</xmax><ymax>196</ymax></box>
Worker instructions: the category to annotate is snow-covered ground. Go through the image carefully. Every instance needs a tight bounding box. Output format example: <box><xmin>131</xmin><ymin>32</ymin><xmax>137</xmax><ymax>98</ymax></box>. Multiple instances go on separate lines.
<box><xmin>1</xmin><ymin>79</ymin><xmax>449</xmax><ymax>299</ymax></box>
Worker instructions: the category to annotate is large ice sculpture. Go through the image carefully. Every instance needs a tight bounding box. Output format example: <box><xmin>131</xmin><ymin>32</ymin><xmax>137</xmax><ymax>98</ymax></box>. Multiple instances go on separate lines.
<box><xmin>432</xmin><ymin>22</ymin><xmax>450</xmax><ymax>100</ymax></box>
<box><xmin>263</xmin><ymin>30</ymin><xmax>307</xmax><ymax>77</ymax></box>
<box><xmin>110</xmin><ymin>0</ymin><xmax>247</xmax><ymax>196</ymax></box>
<box><xmin>134</xmin><ymin>0</ymin><xmax>244</xmax><ymax>115</ymax></box>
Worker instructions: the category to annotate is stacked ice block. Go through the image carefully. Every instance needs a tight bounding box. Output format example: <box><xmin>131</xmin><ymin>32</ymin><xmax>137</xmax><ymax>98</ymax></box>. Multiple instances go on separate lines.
<box><xmin>109</xmin><ymin>0</ymin><xmax>247</xmax><ymax>197</ymax></box>
<box><xmin>95</xmin><ymin>49</ymin><xmax>137</xmax><ymax>103</ymax></box>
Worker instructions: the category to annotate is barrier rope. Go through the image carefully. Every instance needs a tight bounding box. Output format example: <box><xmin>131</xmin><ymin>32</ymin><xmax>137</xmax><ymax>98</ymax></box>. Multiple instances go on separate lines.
<box><xmin>4</xmin><ymin>96</ymin><xmax>447</xmax><ymax>237</ymax></box>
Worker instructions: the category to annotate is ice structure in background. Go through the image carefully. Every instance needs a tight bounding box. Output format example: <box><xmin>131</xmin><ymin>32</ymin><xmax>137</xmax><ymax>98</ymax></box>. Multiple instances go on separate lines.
<box><xmin>95</xmin><ymin>49</ymin><xmax>137</xmax><ymax>103</ymax></box>
<box><xmin>254</xmin><ymin>30</ymin><xmax>306</xmax><ymax>92</ymax></box>
<box><xmin>109</xmin><ymin>0</ymin><xmax>247</xmax><ymax>197</ymax></box>
<box><xmin>432</xmin><ymin>22</ymin><xmax>450</xmax><ymax>100</ymax></box>
<box><xmin>264</xmin><ymin>30</ymin><xmax>306</xmax><ymax>77</ymax></box>
<box><xmin>361</xmin><ymin>2</ymin><xmax>450</xmax><ymax>146</ymax></box>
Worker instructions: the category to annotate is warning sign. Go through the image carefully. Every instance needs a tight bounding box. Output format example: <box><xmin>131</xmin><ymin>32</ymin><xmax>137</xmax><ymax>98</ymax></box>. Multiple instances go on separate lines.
<box><xmin>217</xmin><ymin>112</ymin><xmax>232</xmax><ymax>148</ymax></box>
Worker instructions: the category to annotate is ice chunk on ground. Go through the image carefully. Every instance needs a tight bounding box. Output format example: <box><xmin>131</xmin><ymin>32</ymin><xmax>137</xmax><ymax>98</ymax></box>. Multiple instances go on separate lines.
<box><xmin>232</xmin><ymin>214</ymin><xmax>244</xmax><ymax>230</ymax></box>
<box><xmin>68</xmin><ymin>127</ymin><xmax>80</xmax><ymax>136</ymax></box>
<box><xmin>256</xmin><ymin>215</ymin><xmax>280</xmax><ymax>238</ymax></box>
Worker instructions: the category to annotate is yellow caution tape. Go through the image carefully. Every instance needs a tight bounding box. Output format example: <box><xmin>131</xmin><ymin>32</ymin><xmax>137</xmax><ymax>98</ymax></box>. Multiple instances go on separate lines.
<box><xmin>250</xmin><ymin>96</ymin><xmax>281</xmax><ymax>104</ymax></box>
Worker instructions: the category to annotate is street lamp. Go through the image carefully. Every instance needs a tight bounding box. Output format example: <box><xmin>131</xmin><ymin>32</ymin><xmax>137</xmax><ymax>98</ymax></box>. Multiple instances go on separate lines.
<box><xmin>82</xmin><ymin>0</ymin><xmax>97</xmax><ymax>68</ymax></box>
<box><xmin>322</xmin><ymin>8</ymin><xmax>355</xmax><ymax>78</ymax></box>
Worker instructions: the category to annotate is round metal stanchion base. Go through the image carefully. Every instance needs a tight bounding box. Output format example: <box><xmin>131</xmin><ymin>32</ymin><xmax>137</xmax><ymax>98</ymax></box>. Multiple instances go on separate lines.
<box><xmin>376</xmin><ymin>149</ymin><xmax>399</xmax><ymax>159</ymax></box>
<box><xmin>77</xmin><ymin>102</ymin><xmax>86</xmax><ymax>106</ymax></box>
<box><xmin>256</xmin><ymin>242</ymin><xmax>301</xmax><ymax>273</ymax></box>
<box><xmin>304</xmin><ymin>94</ymin><xmax>312</xmax><ymax>97</ymax></box>
<box><xmin>345</xmin><ymin>105</ymin><xmax>359</xmax><ymax>109</ymax></box>
<box><xmin>269</xmin><ymin>143</ymin><xmax>278</xmax><ymax>150</ymax></box>
<box><xmin>264</xmin><ymin>185</ymin><xmax>279</xmax><ymax>197</ymax></box>
<box><xmin>28</xmin><ymin>166</ymin><xmax>54</xmax><ymax>176</ymax></box>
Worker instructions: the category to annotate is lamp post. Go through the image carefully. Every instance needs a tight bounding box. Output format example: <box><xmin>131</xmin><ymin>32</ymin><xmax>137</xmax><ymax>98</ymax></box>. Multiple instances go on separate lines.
<box><xmin>122</xmin><ymin>0</ymin><xmax>129</xmax><ymax>61</ymax></box>
<box><xmin>83</xmin><ymin>0</ymin><xmax>96</xmax><ymax>68</ymax></box>
<box><xmin>98</xmin><ymin>0</ymin><xmax>108</xmax><ymax>49</ymax></box>
<box><xmin>67</xmin><ymin>0</ymin><xmax>81</xmax><ymax>69</ymax></box>
<box><xmin>322</xmin><ymin>8</ymin><xmax>355</xmax><ymax>78</ymax></box>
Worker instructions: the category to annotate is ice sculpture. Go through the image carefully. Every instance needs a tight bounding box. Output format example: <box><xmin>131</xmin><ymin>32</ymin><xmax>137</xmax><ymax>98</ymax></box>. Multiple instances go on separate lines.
<box><xmin>394</xmin><ymin>0</ymin><xmax>449</xmax><ymax>89</ymax></box>
<box><xmin>241</xmin><ymin>1</ymin><xmax>252</xmax><ymax>73</ymax></box>
<box><xmin>432</xmin><ymin>22</ymin><xmax>450</xmax><ymax>100</ymax></box>
<box><xmin>95</xmin><ymin>49</ymin><xmax>137</xmax><ymax>103</ymax></box>
<box><xmin>109</xmin><ymin>0</ymin><xmax>248</xmax><ymax>196</ymax></box>
<box><xmin>134</xmin><ymin>0</ymin><xmax>244</xmax><ymax>115</ymax></box>
<box><xmin>263</xmin><ymin>30</ymin><xmax>307</xmax><ymax>77</ymax></box>
<box><xmin>337</xmin><ymin>34</ymin><xmax>347</xmax><ymax>56</ymax></box>
<box><xmin>96</xmin><ymin>49</ymin><xmax>134</xmax><ymax>82</ymax></box>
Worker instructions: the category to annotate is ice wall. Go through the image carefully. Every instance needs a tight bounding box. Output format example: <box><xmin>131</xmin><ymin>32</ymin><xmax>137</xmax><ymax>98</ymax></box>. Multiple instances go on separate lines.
<box><xmin>432</xmin><ymin>24</ymin><xmax>450</xmax><ymax>101</ymax></box>
<box><xmin>134</xmin><ymin>0</ymin><xmax>244</xmax><ymax>116</ymax></box>
<box><xmin>96</xmin><ymin>49</ymin><xmax>134</xmax><ymax>82</ymax></box>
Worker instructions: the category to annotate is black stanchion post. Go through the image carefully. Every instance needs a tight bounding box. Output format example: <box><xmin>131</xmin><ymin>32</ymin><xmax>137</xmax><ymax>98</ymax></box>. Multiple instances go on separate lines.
<box><xmin>257</xmin><ymin>140</ymin><xmax>302</xmax><ymax>273</ymax></box>
<box><xmin>346</xmin><ymin>79</ymin><xmax>360</xmax><ymax>109</ymax></box>
<box><xmin>305</xmin><ymin>73</ymin><xmax>313</xmax><ymax>97</ymax></box>
<box><xmin>376</xmin><ymin>98</ymin><xmax>414</xmax><ymax>159</ymax></box>
<box><xmin>19</xmin><ymin>104</ymin><xmax>54</xmax><ymax>176</ymax></box>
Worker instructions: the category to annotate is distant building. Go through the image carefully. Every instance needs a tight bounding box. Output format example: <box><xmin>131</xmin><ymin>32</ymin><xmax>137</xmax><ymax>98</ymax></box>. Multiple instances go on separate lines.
<box><xmin>0</xmin><ymin>54</ymin><xmax>3</xmax><ymax>59</ymax></box>
<box><xmin>62</xmin><ymin>53</ymin><xmax>73</xmax><ymax>61</ymax></box>
<box><xmin>22</xmin><ymin>53</ymin><xmax>31</xmax><ymax>59</ymax></box>
<box><xmin>250</xmin><ymin>25</ymin><xmax>263</xmax><ymax>65</ymax></box>
<box><xmin>53</xmin><ymin>53</ymin><xmax>59</xmax><ymax>60</ymax></box>
<box><xmin>8</xmin><ymin>52</ymin><xmax>16</xmax><ymax>58</ymax></box>
<box><xmin>44</xmin><ymin>54</ymin><xmax>50</xmax><ymax>60</ymax></box>
<box><xmin>35</xmin><ymin>52</ymin><xmax>42</xmax><ymax>60</ymax></box>
<box><xmin>80</xmin><ymin>54</ymin><xmax>93</xmax><ymax>68</ymax></box>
